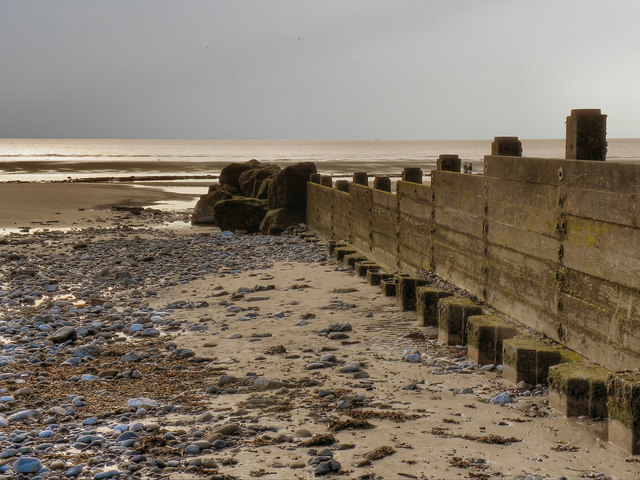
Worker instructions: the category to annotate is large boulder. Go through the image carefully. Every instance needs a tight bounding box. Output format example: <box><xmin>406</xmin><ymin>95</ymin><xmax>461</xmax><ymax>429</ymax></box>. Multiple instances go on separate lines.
<box><xmin>238</xmin><ymin>163</ymin><xmax>280</xmax><ymax>197</ymax></box>
<box><xmin>213</xmin><ymin>197</ymin><xmax>269</xmax><ymax>233</ymax></box>
<box><xmin>219</xmin><ymin>159</ymin><xmax>262</xmax><ymax>191</ymax></box>
<box><xmin>268</xmin><ymin>162</ymin><xmax>317</xmax><ymax>210</ymax></box>
<box><xmin>191</xmin><ymin>185</ymin><xmax>233</xmax><ymax>225</ymax></box>
<box><xmin>259</xmin><ymin>208</ymin><xmax>305</xmax><ymax>235</ymax></box>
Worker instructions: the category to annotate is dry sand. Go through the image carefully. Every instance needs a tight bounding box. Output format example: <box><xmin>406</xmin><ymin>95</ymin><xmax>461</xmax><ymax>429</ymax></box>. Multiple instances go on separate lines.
<box><xmin>147</xmin><ymin>261</ymin><xmax>640</xmax><ymax>480</ymax></box>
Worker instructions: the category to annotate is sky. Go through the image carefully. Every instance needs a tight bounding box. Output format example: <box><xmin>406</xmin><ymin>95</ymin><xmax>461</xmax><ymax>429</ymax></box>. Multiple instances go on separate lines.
<box><xmin>1</xmin><ymin>0</ymin><xmax>639</xmax><ymax>140</ymax></box>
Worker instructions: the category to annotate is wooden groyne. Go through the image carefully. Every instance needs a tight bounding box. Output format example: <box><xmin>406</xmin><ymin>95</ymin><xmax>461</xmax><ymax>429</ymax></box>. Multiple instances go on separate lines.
<box><xmin>306</xmin><ymin>109</ymin><xmax>640</xmax><ymax>454</ymax></box>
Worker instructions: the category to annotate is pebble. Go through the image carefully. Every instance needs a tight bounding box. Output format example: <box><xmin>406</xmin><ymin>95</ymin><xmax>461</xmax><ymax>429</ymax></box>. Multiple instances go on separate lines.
<box><xmin>127</xmin><ymin>397</ymin><xmax>158</xmax><ymax>409</ymax></box>
<box><xmin>306</xmin><ymin>361</ymin><xmax>333</xmax><ymax>370</ymax></box>
<box><xmin>12</xmin><ymin>456</ymin><xmax>42</xmax><ymax>474</ymax></box>
<box><xmin>328</xmin><ymin>322</ymin><xmax>352</xmax><ymax>332</ymax></box>
<box><xmin>93</xmin><ymin>470</ymin><xmax>121</xmax><ymax>479</ymax></box>
<box><xmin>404</xmin><ymin>353</ymin><xmax>422</xmax><ymax>363</ymax></box>
<box><xmin>490</xmin><ymin>392</ymin><xmax>513</xmax><ymax>404</ymax></box>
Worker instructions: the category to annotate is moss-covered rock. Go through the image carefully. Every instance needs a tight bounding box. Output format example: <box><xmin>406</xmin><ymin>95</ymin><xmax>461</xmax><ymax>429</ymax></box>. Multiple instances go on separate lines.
<box><xmin>213</xmin><ymin>197</ymin><xmax>269</xmax><ymax>233</ymax></box>
<box><xmin>191</xmin><ymin>185</ymin><xmax>233</xmax><ymax>225</ymax></box>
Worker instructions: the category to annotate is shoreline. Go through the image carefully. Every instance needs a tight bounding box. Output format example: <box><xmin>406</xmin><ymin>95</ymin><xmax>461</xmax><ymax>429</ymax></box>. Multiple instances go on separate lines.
<box><xmin>0</xmin><ymin>182</ymin><xmax>203</xmax><ymax>230</ymax></box>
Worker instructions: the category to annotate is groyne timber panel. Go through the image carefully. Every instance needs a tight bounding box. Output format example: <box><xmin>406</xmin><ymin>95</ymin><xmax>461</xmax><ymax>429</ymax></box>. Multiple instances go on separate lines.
<box><xmin>306</xmin><ymin>156</ymin><xmax>640</xmax><ymax>370</ymax></box>
<box><xmin>397</xmin><ymin>181</ymin><xmax>432</xmax><ymax>272</ymax></box>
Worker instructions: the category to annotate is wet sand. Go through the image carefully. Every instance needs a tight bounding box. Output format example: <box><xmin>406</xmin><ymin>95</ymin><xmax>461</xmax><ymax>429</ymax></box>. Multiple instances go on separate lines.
<box><xmin>0</xmin><ymin>182</ymin><xmax>199</xmax><ymax>229</ymax></box>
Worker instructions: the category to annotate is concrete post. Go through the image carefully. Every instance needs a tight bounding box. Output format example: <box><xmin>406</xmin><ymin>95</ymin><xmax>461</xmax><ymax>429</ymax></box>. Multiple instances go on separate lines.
<box><xmin>437</xmin><ymin>154</ymin><xmax>461</xmax><ymax>172</ymax></box>
<box><xmin>353</xmin><ymin>172</ymin><xmax>368</xmax><ymax>186</ymax></box>
<box><xmin>309</xmin><ymin>173</ymin><xmax>321</xmax><ymax>184</ymax></box>
<box><xmin>373</xmin><ymin>176</ymin><xmax>391</xmax><ymax>192</ymax></box>
<box><xmin>335</xmin><ymin>180</ymin><xmax>349</xmax><ymax>192</ymax></box>
<box><xmin>402</xmin><ymin>167</ymin><xmax>423</xmax><ymax>184</ymax></box>
<box><xmin>320</xmin><ymin>175</ymin><xmax>333</xmax><ymax>188</ymax></box>
<box><xmin>491</xmin><ymin>137</ymin><xmax>522</xmax><ymax>157</ymax></box>
<box><xmin>565</xmin><ymin>109</ymin><xmax>607</xmax><ymax>161</ymax></box>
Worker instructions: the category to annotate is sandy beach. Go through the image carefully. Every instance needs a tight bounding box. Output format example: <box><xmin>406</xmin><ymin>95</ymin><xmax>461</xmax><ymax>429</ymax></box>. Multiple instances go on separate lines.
<box><xmin>0</xmin><ymin>182</ymin><xmax>201</xmax><ymax>230</ymax></box>
<box><xmin>0</xmin><ymin>182</ymin><xmax>639</xmax><ymax>480</ymax></box>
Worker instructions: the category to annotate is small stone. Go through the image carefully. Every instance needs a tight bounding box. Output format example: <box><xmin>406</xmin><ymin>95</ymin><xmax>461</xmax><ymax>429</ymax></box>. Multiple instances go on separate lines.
<box><xmin>490</xmin><ymin>392</ymin><xmax>513</xmax><ymax>404</ymax></box>
<box><xmin>215</xmin><ymin>423</ymin><xmax>239</xmax><ymax>436</ymax></box>
<box><xmin>13</xmin><ymin>456</ymin><xmax>43</xmax><ymax>474</ymax></box>
<box><xmin>197</xmin><ymin>411</ymin><xmax>214</xmax><ymax>423</ymax></box>
<box><xmin>340</xmin><ymin>362</ymin><xmax>360</xmax><ymax>373</ymax></box>
<box><xmin>218</xmin><ymin>375</ymin><xmax>237</xmax><ymax>386</ymax></box>
<box><xmin>127</xmin><ymin>397</ymin><xmax>158</xmax><ymax>409</ymax></box>
<box><xmin>306</xmin><ymin>361</ymin><xmax>333</xmax><ymax>370</ymax></box>
<box><xmin>93</xmin><ymin>470</ymin><xmax>120</xmax><ymax>479</ymax></box>
<box><xmin>50</xmin><ymin>460</ymin><xmax>66</xmax><ymax>470</ymax></box>
<box><xmin>328</xmin><ymin>322</ymin><xmax>352</xmax><ymax>332</ymax></box>
<box><xmin>404</xmin><ymin>353</ymin><xmax>421</xmax><ymax>363</ymax></box>
<box><xmin>14</xmin><ymin>387</ymin><xmax>33</xmax><ymax>397</ymax></box>
<box><xmin>65</xmin><ymin>465</ymin><xmax>84</xmax><ymax>477</ymax></box>
<box><xmin>327</xmin><ymin>332</ymin><xmax>349</xmax><ymax>340</ymax></box>
<box><xmin>50</xmin><ymin>326</ymin><xmax>77</xmax><ymax>343</ymax></box>
<box><xmin>184</xmin><ymin>444</ymin><xmax>200</xmax><ymax>455</ymax></box>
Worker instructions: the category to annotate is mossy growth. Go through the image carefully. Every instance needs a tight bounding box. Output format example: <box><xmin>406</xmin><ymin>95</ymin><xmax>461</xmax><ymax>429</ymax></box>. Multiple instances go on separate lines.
<box><xmin>557</xmin><ymin>347</ymin><xmax>586</xmax><ymax>364</ymax></box>
<box><xmin>548</xmin><ymin>362</ymin><xmax>609</xmax><ymax>394</ymax></box>
<box><xmin>466</xmin><ymin>315</ymin><xmax>500</xmax><ymax>345</ymax></box>
<box><xmin>438</xmin><ymin>295</ymin><xmax>477</xmax><ymax>309</ymax></box>
<box><xmin>334</xmin><ymin>246</ymin><xmax>358</xmax><ymax>261</ymax></box>
<box><xmin>606</xmin><ymin>372</ymin><xmax>640</xmax><ymax>428</ymax></box>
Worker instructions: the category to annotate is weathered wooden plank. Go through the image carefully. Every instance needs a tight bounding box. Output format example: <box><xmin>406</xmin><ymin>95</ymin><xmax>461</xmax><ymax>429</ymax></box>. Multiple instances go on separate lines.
<box><xmin>432</xmin><ymin>170</ymin><xmax>486</xmax><ymax>196</ymax></box>
<box><xmin>434</xmin><ymin>225</ymin><xmax>484</xmax><ymax>253</ymax></box>
<box><xmin>434</xmin><ymin>253</ymin><xmax>485</xmax><ymax>300</ymax></box>
<box><xmin>433</xmin><ymin>189</ymin><xmax>485</xmax><ymax>217</ymax></box>
<box><xmin>563</xmin><ymin>215</ymin><xmax>640</xmax><ymax>290</ymax></box>
<box><xmin>433</xmin><ymin>241</ymin><xmax>484</xmax><ymax>279</ymax></box>
<box><xmin>487</xmin><ymin>201</ymin><xmax>558</xmax><ymax>237</ymax></box>
<box><xmin>398</xmin><ymin>244</ymin><xmax>430</xmax><ymax>271</ymax></box>
<box><xmin>434</xmin><ymin>208</ymin><xmax>484</xmax><ymax>239</ymax></box>
<box><xmin>487</xmin><ymin>220</ymin><xmax>560</xmax><ymax>263</ymax></box>
<box><xmin>561</xmin><ymin>268</ymin><xmax>640</xmax><ymax>321</ymax></box>
<box><xmin>370</xmin><ymin>243</ymin><xmax>398</xmax><ymax>270</ymax></box>
<box><xmin>333</xmin><ymin>222</ymin><xmax>350</xmax><ymax>243</ymax></box>
<box><xmin>562</xmin><ymin>187</ymin><xmax>640</xmax><ymax>227</ymax></box>
<box><xmin>398</xmin><ymin>215</ymin><xmax>431</xmax><ymax>252</ymax></box>
<box><xmin>372</xmin><ymin>189</ymin><xmax>397</xmax><ymax>209</ymax></box>
<box><xmin>332</xmin><ymin>190</ymin><xmax>350</xmax><ymax>217</ymax></box>
<box><xmin>485</xmin><ymin>155</ymin><xmax>640</xmax><ymax>193</ymax></box>
<box><xmin>306</xmin><ymin>183</ymin><xmax>334</xmax><ymax>237</ymax></box>
<box><xmin>397</xmin><ymin>181</ymin><xmax>432</xmax><ymax>206</ymax></box>
<box><xmin>560</xmin><ymin>293</ymin><xmax>640</xmax><ymax>371</ymax></box>
<box><xmin>560</xmin><ymin>292</ymin><xmax>640</xmax><ymax>352</ymax></box>
<box><xmin>483</xmin><ymin>285</ymin><xmax>557</xmax><ymax>340</ymax></box>
<box><xmin>486</xmin><ymin>260</ymin><xmax>558</xmax><ymax>314</ymax></box>
<box><xmin>486</xmin><ymin>244</ymin><xmax>558</xmax><ymax>288</ymax></box>
<box><xmin>486</xmin><ymin>177</ymin><xmax>558</xmax><ymax>210</ymax></box>
<box><xmin>371</xmin><ymin>200</ymin><xmax>397</xmax><ymax>234</ymax></box>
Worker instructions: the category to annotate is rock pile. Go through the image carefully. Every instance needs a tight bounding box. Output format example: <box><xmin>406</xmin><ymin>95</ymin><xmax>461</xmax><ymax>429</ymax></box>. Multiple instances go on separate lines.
<box><xmin>191</xmin><ymin>160</ymin><xmax>317</xmax><ymax>234</ymax></box>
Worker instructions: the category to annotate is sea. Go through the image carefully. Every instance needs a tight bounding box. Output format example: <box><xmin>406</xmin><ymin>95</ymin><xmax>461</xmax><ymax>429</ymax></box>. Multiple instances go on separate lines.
<box><xmin>1</xmin><ymin>138</ymin><xmax>639</xmax><ymax>207</ymax></box>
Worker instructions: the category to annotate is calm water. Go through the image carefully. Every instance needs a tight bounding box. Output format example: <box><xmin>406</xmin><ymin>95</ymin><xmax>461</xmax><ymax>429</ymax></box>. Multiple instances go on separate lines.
<box><xmin>1</xmin><ymin>138</ymin><xmax>639</xmax><ymax>182</ymax></box>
